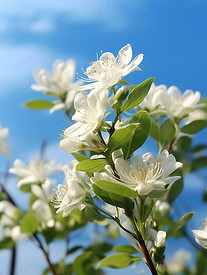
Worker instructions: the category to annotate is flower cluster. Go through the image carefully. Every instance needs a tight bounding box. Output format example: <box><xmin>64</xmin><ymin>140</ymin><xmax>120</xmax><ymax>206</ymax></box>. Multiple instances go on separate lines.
<box><xmin>0</xmin><ymin>124</ymin><xmax>10</xmax><ymax>157</ymax></box>
<box><xmin>3</xmin><ymin>43</ymin><xmax>206</xmax><ymax>275</ymax></box>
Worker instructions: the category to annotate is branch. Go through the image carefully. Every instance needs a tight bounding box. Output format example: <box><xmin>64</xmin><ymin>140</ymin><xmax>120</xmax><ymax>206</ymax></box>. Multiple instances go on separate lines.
<box><xmin>9</xmin><ymin>246</ymin><xmax>16</xmax><ymax>275</ymax></box>
<box><xmin>129</xmin><ymin>217</ymin><xmax>158</xmax><ymax>275</ymax></box>
<box><xmin>33</xmin><ymin>234</ymin><xmax>57</xmax><ymax>275</ymax></box>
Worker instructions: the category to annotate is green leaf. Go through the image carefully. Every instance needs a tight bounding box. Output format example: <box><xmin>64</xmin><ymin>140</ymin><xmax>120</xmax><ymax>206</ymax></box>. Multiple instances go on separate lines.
<box><xmin>0</xmin><ymin>237</ymin><xmax>15</xmax><ymax>250</ymax></box>
<box><xmin>159</xmin><ymin>118</ymin><xmax>176</xmax><ymax>149</ymax></box>
<box><xmin>121</xmin><ymin>78</ymin><xmax>154</xmax><ymax>112</ymax></box>
<box><xmin>73</xmin><ymin>252</ymin><xmax>98</xmax><ymax>275</ymax></box>
<box><xmin>96</xmin><ymin>180</ymin><xmax>138</xmax><ymax>198</ymax></box>
<box><xmin>175</xmin><ymin>136</ymin><xmax>192</xmax><ymax>152</ymax></box>
<box><xmin>76</xmin><ymin>158</ymin><xmax>107</xmax><ymax>172</ymax></box>
<box><xmin>167</xmin><ymin>212</ymin><xmax>194</xmax><ymax>238</ymax></box>
<box><xmin>98</xmin><ymin>253</ymin><xmax>142</xmax><ymax>269</ymax></box>
<box><xmin>195</xmin><ymin>249</ymin><xmax>207</xmax><ymax>275</ymax></box>
<box><xmin>191</xmin><ymin>157</ymin><xmax>207</xmax><ymax>171</ymax></box>
<box><xmin>114</xmin><ymin>245</ymin><xmax>137</xmax><ymax>254</ymax></box>
<box><xmin>181</xmin><ymin>120</ymin><xmax>207</xmax><ymax>134</ymax></box>
<box><xmin>72</xmin><ymin>152</ymin><xmax>89</xmax><ymax>162</ymax></box>
<box><xmin>66</xmin><ymin>246</ymin><xmax>82</xmax><ymax>255</ymax></box>
<box><xmin>86</xmin><ymin>242</ymin><xmax>113</xmax><ymax>256</ymax></box>
<box><xmin>129</xmin><ymin>111</ymin><xmax>151</xmax><ymax>156</ymax></box>
<box><xmin>24</xmin><ymin>99</ymin><xmax>55</xmax><ymax>109</ymax></box>
<box><xmin>167</xmin><ymin>169</ymin><xmax>183</xmax><ymax>204</ymax></box>
<box><xmin>143</xmin><ymin>199</ymin><xmax>154</xmax><ymax>222</ymax></box>
<box><xmin>106</xmin><ymin>123</ymin><xmax>139</xmax><ymax>160</ymax></box>
<box><xmin>148</xmin><ymin>189</ymin><xmax>169</xmax><ymax>199</ymax></box>
<box><xmin>84</xmin><ymin>206</ymin><xmax>105</xmax><ymax>223</ymax></box>
<box><xmin>21</xmin><ymin>213</ymin><xmax>38</xmax><ymax>233</ymax></box>
<box><xmin>19</xmin><ymin>183</ymin><xmax>32</xmax><ymax>193</ymax></box>
<box><xmin>118</xmin><ymin>80</ymin><xmax>129</xmax><ymax>85</ymax></box>
<box><xmin>149</xmin><ymin>121</ymin><xmax>160</xmax><ymax>141</ymax></box>
<box><xmin>93</xmin><ymin>184</ymin><xmax>134</xmax><ymax>214</ymax></box>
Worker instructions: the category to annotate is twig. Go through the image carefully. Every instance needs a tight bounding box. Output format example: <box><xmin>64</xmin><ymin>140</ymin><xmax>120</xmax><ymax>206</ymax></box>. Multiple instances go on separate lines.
<box><xmin>9</xmin><ymin>246</ymin><xmax>16</xmax><ymax>275</ymax></box>
<box><xmin>33</xmin><ymin>234</ymin><xmax>57</xmax><ymax>275</ymax></box>
<box><xmin>129</xmin><ymin>217</ymin><xmax>158</xmax><ymax>275</ymax></box>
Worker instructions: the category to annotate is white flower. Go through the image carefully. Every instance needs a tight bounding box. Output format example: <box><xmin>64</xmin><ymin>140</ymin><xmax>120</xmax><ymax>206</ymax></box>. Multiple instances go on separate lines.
<box><xmin>154</xmin><ymin>231</ymin><xmax>166</xmax><ymax>247</ymax></box>
<box><xmin>49</xmin><ymin>88</ymin><xmax>80</xmax><ymax>114</ymax></box>
<box><xmin>31</xmin><ymin>179</ymin><xmax>56</xmax><ymax>202</ymax></box>
<box><xmin>0</xmin><ymin>201</ymin><xmax>27</xmax><ymax>241</ymax></box>
<box><xmin>53</xmin><ymin>160</ymin><xmax>90</xmax><ymax>217</ymax></box>
<box><xmin>92</xmin><ymin>150</ymin><xmax>182</xmax><ymax>196</ymax></box>
<box><xmin>60</xmin><ymin>90</ymin><xmax>108</xmax><ymax>153</ymax></box>
<box><xmin>160</xmin><ymin>86</ymin><xmax>203</xmax><ymax>118</ymax></box>
<box><xmin>139</xmin><ymin>83</ymin><xmax>166</xmax><ymax>111</ymax></box>
<box><xmin>192</xmin><ymin>218</ymin><xmax>207</xmax><ymax>249</ymax></box>
<box><xmin>155</xmin><ymin>200</ymin><xmax>171</xmax><ymax>216</ymax></box>
<box><xmin>166</xmin><ymin>249</ymin><xmax>191</xmax><ymax>274</ymax></box>
<box><xmin>9</xmin><ymin>159</ymin><xmax>62</xmax><ymax>188</ymax></box>
<box><xmin>32</xmin><ymin>199</ymin><xmax>55</xmax><ymax>229</ymax></box>
<box><xmin>0</xmin><ymin>125</ymin><xmax>10</xmax><ymax>157</ymax></box>
<box><xmin>78</xmin><ymin>44</ymin><xmax>143</xmax><ymax>93</ymax></box>
<box><xmin>31</xmin><ymin>59</ymin><xmax>80</xmax><ymax>96</ymax></box>
<box><xmin>184</xmin><ymin>109</ymin><xmax>207</xmax><ymax>124</ymax></box>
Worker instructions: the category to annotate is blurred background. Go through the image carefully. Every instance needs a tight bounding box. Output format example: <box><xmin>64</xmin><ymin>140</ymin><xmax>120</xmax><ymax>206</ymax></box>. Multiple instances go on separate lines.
<box><xmin>0</xmin><ymin>0</ymin><xmax>206</xmax><ymax>274</ymax></box>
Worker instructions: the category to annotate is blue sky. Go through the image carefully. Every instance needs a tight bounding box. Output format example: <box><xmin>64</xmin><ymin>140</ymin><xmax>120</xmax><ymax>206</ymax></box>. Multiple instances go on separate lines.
<box><xmin>0</xmin><ymin>0</ymin><xmax>207</xmax><ymax>274</ymax></box>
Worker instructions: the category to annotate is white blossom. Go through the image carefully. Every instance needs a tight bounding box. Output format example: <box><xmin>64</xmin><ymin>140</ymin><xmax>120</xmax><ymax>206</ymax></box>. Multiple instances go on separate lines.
<box><xmin>0</xmin><ymin>201</ymin><xmax>27</xmax><ymax>241</ymax></box>
<box><xmin>53</xmin><ymin>160</ymin><xmax>90</xmax><ymax>217</ymax></box>
<box><xmin>155</xmin><ymin>200</ymin><xmax>171</xmax><ymax>216</ymax></box>
<box><xmin>92</xmin><ymin>150</ymin><xmax>182</xmax><ymax>196</ymax></box>
<box><xmin>31</xmin><ymin>59</ymin><xmax>81</xmax><ymax>114</ymax></box>
<box><xmin>78</xmin><ymin>44</ymin><xmax>143</xmax><ymax>93</ymax></box>
<box><xmin>166</xmin><ymin>249</ymin><xmax>191</xmax><ymax>274</ymax></box>
<box><xmin>32</xmin><ymin>199</ymin><xmax>55</xmax><ymax>229</ymax></box>
<box><xmin>9</xmin><ymin>159</ymin><xmax>62</xmax><ymax>188</ymax></box>
<box><xmin>160</xmin><ymin>86</ymin><xmax>203</xmax><ymax>118</ymax></box>
<box><xmin>31</xmin><ymin>59</ymin><xmax>80</xmax><ymax>96</ymax></box>
<box><xmin>60</xmin><ymin>90</ymin><xmax>108</xmax><ymax>153</ymax></box>
<box><xmin>192</xmin><ymin>218</ymin><xmax>207</xmax><ymax>249</ymax></box>
<box><xmin>184</xmin><ymin>109</ymin><xmax>207</xmax><ymax>124</ymax></box>
<box><xmin>139</xmin><ymin>83</ymin><xmax>166</xmax><ymax>111</ymax></box>
<box><xmin>0</xmin><ymin>125</ymin><xmax>10</xmax><ymax>157</ymax></box>
<box><xmin>154</xmin><ymin>231</ymin><xmax>166</xmax><ymax>247</ymax></box>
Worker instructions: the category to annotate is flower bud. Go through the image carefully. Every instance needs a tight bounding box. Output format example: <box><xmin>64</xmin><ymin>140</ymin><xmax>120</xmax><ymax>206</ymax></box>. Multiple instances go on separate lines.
<box><xmin>112</xmin><ymin>100</ymin><xmax>122</xmax><ymax>109</ymax></box>
<box><xmin>154</xmin><ymin>231</ymin><xmax>166</xmax><ymax>247</ymax></box>
<box><xmin>114</xmin><ymin>86</ymin><xmax>129</xmax><ymax>102</ymax></box>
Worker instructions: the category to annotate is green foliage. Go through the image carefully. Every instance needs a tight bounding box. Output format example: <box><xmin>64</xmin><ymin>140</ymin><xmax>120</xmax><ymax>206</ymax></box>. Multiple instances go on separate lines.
<box><xmin>113</xmin><ymin>245</ymin><xmax>137</xmax><ymax>254</ymax></box>
<box><xmin>0</xmin><ymin>237</ymin><xmax>15</xmax><ymax>250</ymax></box>
<box><xmin>93</xmin><ymin>184</ymin><xmax>134</xmax><ymax>214</ymax></box>
<box><xmin>129</xmin><ymin>111</ymin><xmax>151</xmax><ymax>156</ymax></box>
<box><xmin>72</xmin><ymin>152</ymin><xmax>89</xmax><ymax>162</ymax></box>
<box><xmin>106</xmin><ymin>123</ymin><xmax>139</xmax><ymax>160</ymax></box>
<box><xmin>149</xmin><ymin>120</ymin><xmax>160</xmax><ymax>141</ymax></box>
<box><xmin>121</xmin><ymin>78</ymin><xmax>154</xmax><ymax>112</ymax></box>
<box><xmin>195</xmin><ymin>249</ymin><xmax>207</xmax><ymax>275</ymax></box>
<box><xmin>73</xmin><ymin>251</ymin><xmax>100</xmax><ymax>275</ymax></box>
<box><xmin>181</xmin><ymin>120</ymin><xmax>207</xmax><ymax>134</ymax></box>
<box><xmin>96</xmin><ymin>180</ymin><xmax>138</xmax><ymax>198</ymax></box>
<box><xmin>159</xmin><ymin>118</ymin><xmax>176</xmax><ymax>149</ymax></box>
<box><xmin>24</xmin><ymin>99</ymin><xmax>55</xmax><ymax>109</ymax></box>
<box><xmin>84</xmin><ymin>206</ymin><xmax>106</xmax><ymax>223</ymax></box>
<box><xmin>167</xmin><ymin>170</ymin><xmax>184</xmax><ymax>204</ymax></box>
<box><xmin>167</xmin><ymin>212</ymin><xmax>194</xmax><ymax>238</ymax></box>
<box><xmin>21</xmin><ymin>213</ymin><xmax>38</xmax><ymax>233</ymax></box>
<box><xmin>191</xmin><ymin>157</ymin><xmax>207</xmax><ymax>171</ymax></box>
<box><xmin>98</xmin><ymin>253</ymin><xmax>142</xmax><ymax>269</ymax></box>
<box><xmin>76</xmin><ymin>158</ymin><xmax>108</xmax><ymax>172</ymax></box>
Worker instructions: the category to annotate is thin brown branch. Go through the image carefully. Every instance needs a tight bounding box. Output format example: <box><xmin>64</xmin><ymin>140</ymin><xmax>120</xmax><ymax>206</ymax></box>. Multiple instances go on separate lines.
<box><xmin>33</xmin><ymin>234</ymin><xmax>57</xmax><ymax>275</ymax></box>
